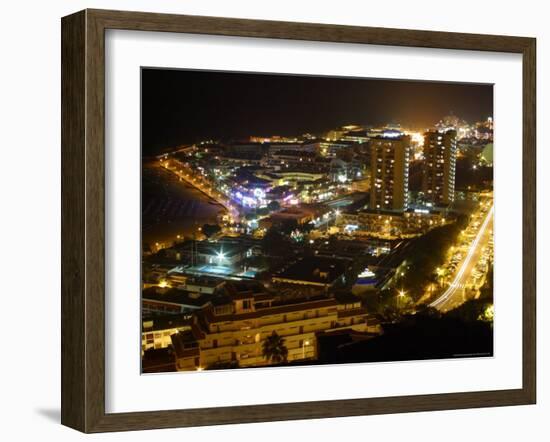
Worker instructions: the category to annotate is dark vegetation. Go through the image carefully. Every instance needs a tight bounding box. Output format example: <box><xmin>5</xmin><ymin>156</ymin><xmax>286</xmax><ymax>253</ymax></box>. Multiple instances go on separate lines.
<box><xmin>201</xmin><ymin>223</ymin><xmax>221</xmax><ymax>237</ymax></box>
<box><xmin>317</xmin><ymin>300</ymin><xmax>493</xmax><ymax>365</ymax></box>
<box><xmin>455</xmin><ymin>158</ymin><xmax>493</xmax><ymax>191</ymax></box>
<box><xmin>479</xmin><ymin>265</ymin><xmax>494</xmax><ymax>301</ymax></box>
<box><xmin>398</xmin><ymin>216</ymin><xmax>469</xmax><ymax>302</ymax></box>
<box><xmin>261</xmin><ymin>227</ymin><xmax>295</xmax><ymax>258</ymax></box>
<box><xmin>262</xmin><ymin>331</ymin><xmax>289</xmax><ymax>364</ymax></box>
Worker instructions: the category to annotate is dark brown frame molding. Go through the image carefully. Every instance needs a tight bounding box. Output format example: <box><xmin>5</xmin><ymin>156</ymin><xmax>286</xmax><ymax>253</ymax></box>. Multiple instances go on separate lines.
<box><xmin>61</xmin><ymin>9</ymin><xmax>536</xmax><ymax>433</ymax></box>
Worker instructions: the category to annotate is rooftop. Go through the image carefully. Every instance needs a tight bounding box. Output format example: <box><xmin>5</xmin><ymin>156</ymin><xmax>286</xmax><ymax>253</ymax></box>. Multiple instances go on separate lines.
<box><xmin>334</xmin><ymin>292</ymin><xmax>362</xmax><ymax>305</ymax></box>
<box><xmin>344</xmin><ymin>130</ymin><xmax>370</xmax><ymax>138</ymax></box>
<box><xmin>272</xmin><ymin>150</ymin><xmax>317</xmax><ymax>157</ymax></box>
<box><xmin>172</xmin><ymin>239</ymin><xmax>246</xmax><ymax>257</ymax></box>
<box><xmin>224</xmin><ymin>280</ymin><xmax>270</xmax><ymax>300</ymax></box>
<box><xmin>206</xmin><ymin>297</ymin><xmax>338</xmax><ymax>323</ymax></box>
<box><xmin>270</xmin><ymin>207</ymin><xmax>315</xmax><ymax>220</ymax></box>
<box><xmin>142</xmin><ymin>287</ymin><xmax>213</xmax><ymax>308</ymax></box>
<box><xmin>274</xmin><ymin>256</ymin><xmax>351</xmax><ymax>285</ymax></box>
<box><xmin>142</xmin><ymin>313</ymin><xmax>193</xmax><ymax>332</ymax></box>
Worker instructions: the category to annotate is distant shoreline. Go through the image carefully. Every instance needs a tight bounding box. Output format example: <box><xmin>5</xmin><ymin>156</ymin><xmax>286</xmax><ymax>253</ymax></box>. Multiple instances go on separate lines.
<box><xmin>141</xmin><ymin>161</ymin><xmax>223</xmax><ymax>245</ymax></box>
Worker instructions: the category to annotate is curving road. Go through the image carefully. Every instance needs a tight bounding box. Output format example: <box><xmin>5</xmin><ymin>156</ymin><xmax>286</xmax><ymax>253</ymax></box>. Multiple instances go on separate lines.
<box><xmin>429</xmin><ymin>204</ymin><xmax>494</xmax><ymax>312</ymax></box>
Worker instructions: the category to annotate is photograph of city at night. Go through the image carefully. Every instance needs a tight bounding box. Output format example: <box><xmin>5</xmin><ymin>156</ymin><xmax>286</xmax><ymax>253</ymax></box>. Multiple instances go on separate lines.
<box><xmin>141</xmin><ymin>69</ymin><xmax>494</xmax><ymax>373</ymax></box>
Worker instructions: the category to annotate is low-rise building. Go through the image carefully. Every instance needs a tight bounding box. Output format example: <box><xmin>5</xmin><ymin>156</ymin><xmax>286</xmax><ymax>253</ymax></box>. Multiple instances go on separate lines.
<box><xmin>339</xmin><ymin>209</ymin><xmax>451</xmax><ymax>238</ymax></box>
<box><xmin>259</xmin><ymin>207</ymin><xmax>315</xmax><ymax>230</ymax></box>
<box><xmin>142</xmin><ymin>287</ymin><xmax>214</xmax><ymax>316</ymax></box>
<box><xmin>167</xmin><ymin>240</ymin><xmax>251</xmax><ymax>267</ymax></box>
<box><xmin>268</xmin><ymin>141</ymin><xmax>318</xmax><ymax>154</ymax></box>
<box><xmin>314</xmin><ymin>140</ymin><xmax>352</xmax><ymax>157</ymax></box>
<box><xmin>272</xmin><ymin>256</ymin><xmax>351</xmax><ymax>289</ymax></box>
<box><xmin>329</xmin><ymin>158</ymin><xmax>363</xmax><ymax>183</ymax></box>
<box><xmin>171</xmin><ymin>290</ymin><xmax>373</xmax><ymax>371</ymax></box>
<box><xmin>142</xmin><ymin>314</ymin><xmax>192</xmax><ymax>351</ymax></box>
<box><xmin>165</xmin><ymin>271</ymin><xmax>226</xmax><ymax>294</ymax></box>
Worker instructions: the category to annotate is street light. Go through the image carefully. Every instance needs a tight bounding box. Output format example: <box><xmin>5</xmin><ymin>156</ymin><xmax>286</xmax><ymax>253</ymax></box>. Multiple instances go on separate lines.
<box><xmin>397</xmin><ymin>289</ymin><xmax>406</xmax><ymax>309</ymax></box>
<box><xmin>302</xmin><ymin>339</ymin><xmax>310</xmax><ymax>359</ymax></box>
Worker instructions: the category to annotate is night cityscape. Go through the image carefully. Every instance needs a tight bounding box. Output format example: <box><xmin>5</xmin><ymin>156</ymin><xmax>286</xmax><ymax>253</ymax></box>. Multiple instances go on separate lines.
<box><xmin>141</xmin><ymin>69</ymin><xmax>494</xmax><ymax>373</ymax></box>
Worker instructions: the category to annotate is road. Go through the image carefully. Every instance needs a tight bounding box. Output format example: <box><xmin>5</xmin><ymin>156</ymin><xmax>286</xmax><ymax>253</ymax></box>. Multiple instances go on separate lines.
<box><xmin>429</xmin><ymin>204</ymin><xmax>494</xmax><ymax>312</ymax></box>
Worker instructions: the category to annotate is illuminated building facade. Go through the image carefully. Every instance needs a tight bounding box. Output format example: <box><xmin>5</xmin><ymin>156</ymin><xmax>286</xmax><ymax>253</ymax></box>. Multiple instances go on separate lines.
<box><xmin>339</xmin><ymin>209</ymin><xmax>450</xmax><ymax>238</ymax></box>
<box><xmin>171</xmin><ymin>290</ymin><xmax>376</xmax><ymax>371</ymax></box>
<box><xmin>316</xmin><ymin>140</ymin><xmax>351</xmax><ymax>158</ymax></box>
<box><xmin>369</xmin><ymin>134</ymin><xmax>411</xmax><ymax>211</ymax></box>
<box><xmin>142</xmin><ymin>315</ymin><xmax>192</xmax><ymax>352</ymax></box>
<box><xmin>422</xmin><ymin>130</ymin><xmax>457</xmax><ymax>206</ymax></box>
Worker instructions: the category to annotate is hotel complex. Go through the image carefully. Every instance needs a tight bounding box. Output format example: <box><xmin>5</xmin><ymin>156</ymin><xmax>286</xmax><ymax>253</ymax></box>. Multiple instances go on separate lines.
<box><xmin>170</xmin><ymin>284</ymin><xmax>378</xmax><ymax>371</ymax></box>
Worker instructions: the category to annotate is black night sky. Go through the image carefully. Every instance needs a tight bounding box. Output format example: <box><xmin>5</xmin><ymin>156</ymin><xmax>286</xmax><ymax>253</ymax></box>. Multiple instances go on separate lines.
<box><xmin>142</xmin><ymin>68</ymin><xmax>493</xmax><ymax>155</ymax></box>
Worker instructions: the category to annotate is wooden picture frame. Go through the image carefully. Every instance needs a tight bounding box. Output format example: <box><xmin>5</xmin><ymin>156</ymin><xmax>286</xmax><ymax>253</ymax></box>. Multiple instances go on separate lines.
<box><xmin>61</xmin><ymin>8</ymin><xmax>536</xmax><ymax>433</ymax></box>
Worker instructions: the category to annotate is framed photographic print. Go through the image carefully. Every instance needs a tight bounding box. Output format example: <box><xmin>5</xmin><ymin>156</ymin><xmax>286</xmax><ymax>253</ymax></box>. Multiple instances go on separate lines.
<box><xmin>61</xmin><ymin>9</ymin><xmax>536</xmax><ymax>433</ymax></box>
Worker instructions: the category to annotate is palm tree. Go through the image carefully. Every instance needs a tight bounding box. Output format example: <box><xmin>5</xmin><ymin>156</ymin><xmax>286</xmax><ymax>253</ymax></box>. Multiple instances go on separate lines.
<box><xmin>262</xmin><ymin>331</ymin><xmax>288</xmax><ymax>364</ymax></box>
